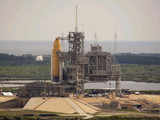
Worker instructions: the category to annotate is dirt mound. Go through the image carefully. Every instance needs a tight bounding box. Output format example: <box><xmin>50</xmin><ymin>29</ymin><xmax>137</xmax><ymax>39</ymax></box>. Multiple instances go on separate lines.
<box><xmin>0</xmin><ymin>97</ymin><xmax>29</xmax><ymax>108</ymax></box>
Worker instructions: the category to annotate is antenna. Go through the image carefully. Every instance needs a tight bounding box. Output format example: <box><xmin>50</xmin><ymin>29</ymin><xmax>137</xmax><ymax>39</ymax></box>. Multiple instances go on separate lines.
<box><xmin>113</xmin><ymin>32</ymin><xmax>118</xmax><ymax>54</ymax></box>
<box><xmin>113</xmin><ymin>32</ymin><xmax>118</xmax><ymax>64</ymax></box>
<box><xmin>51</xmin><ymin>35</ymin><xmax>53</xmax><ymax>81</ymax></box>
<box><xmin>94</xmin><ymin>33</ymin><xmax>99</xmax><ymax>45</ymax></box>
<box><xmin>75</xmin><ymin>5</ymin><xmax>78</xmax><ymax>32</ymax></box>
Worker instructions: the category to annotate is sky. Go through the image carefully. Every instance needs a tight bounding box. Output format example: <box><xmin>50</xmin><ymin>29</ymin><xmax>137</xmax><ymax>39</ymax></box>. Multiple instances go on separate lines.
<box><xmin>0</xmin><ymin>0</ymin><xmax>160</xmax><ymax>42</ymax></box>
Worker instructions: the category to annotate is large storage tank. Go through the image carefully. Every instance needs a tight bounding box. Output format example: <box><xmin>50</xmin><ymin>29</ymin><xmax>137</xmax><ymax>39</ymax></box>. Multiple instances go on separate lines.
<box><xmin>51</xmin><ymin>37</ymin><xmax>61</xmax><ymax>82</ymax></box>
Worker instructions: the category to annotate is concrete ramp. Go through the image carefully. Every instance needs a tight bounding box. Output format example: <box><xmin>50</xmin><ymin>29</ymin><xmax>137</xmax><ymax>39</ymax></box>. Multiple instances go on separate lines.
<box><xmin>24</xmin><ymin>97</ymin><xmax>98</xmax><ymax>118</ymax></box>
<box><xmin>24</xmin><ymin>97</ymin><xmax>76</xmax><ymax>113</ymax></box>
<box><xmin>71</xmin><ymin>98</ymin><xmax>97</xmax><ymax>114</ymax></box>
<box><xmin>66</xmin><ymin>98</ymin><xmax>93</xmax><ymax>119</ymax></box>
<box><xmin>23</xmin><ymin>97</ymin><xmax>46</xmax><ymax>110</ymax></box>
<box><xmin>36</xmin><ymin>98</ymin><xmax>76</xmax><ymax>113</ymax></box>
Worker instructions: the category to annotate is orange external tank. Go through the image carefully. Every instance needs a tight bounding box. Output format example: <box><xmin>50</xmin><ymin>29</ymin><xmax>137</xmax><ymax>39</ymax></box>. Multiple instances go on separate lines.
<box><xmin>51</xmin><ymin>37</ymin><xmax>61</xmax><ymax>82</ymax></box>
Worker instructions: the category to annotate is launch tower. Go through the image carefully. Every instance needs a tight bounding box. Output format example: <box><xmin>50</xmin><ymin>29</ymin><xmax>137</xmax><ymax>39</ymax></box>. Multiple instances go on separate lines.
<box><xmin>51</xmin><ymin>7</ymin><xmax>121</xmax><ymax>96</ymax></box>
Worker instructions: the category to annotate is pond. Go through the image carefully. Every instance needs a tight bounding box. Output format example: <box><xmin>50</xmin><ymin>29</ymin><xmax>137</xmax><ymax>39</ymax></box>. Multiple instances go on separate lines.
<box><xmin>85</xmin><ymin>81</ymin><xmax>160</xmax><ymax>91</ymax></box>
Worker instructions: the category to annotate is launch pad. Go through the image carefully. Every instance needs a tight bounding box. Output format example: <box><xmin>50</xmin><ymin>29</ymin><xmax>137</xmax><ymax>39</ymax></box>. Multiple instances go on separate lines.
<box><xmin>19</xmin><ymin>7</ymin><xmax>121</xmax><ymax>97</ymax></box>
<box><xmin>48</xmin><ymin>6</ymin><xmax>121</xmax><ymax>96</ymax></box>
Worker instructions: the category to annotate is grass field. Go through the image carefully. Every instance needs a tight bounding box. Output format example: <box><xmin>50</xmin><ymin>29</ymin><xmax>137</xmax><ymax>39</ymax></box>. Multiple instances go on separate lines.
<box><xmin>0</xmin><ymin>64</ymin><xmax>160</xmax><ymax>83</ymax></box>
<box><xmin>0</xmin><ymin>110</ymin><xmax>83</xmax><ymax>120</ymax></box>
<box><xmin>0</xmin><ymin>110</ymin><xmax>159</xmax><ymax>120</ymax></box>
<box><xmin>91</xmin><ymin>116</ymin><xmax>160</xmax><ymax>120</ymax></box>
<box><xmin>0</xmin><ymin>65</ymin><xmax>50</xmax><ymax>80</ymax></box>
<box><xmin>121</xmin><ymin>64</ymin><xmax>160</xmax><ymax>83</ymax></box>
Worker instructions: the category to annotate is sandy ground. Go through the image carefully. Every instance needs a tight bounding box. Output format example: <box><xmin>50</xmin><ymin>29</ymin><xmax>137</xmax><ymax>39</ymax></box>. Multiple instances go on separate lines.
<box><xmin>80</xmin><ymin>94</ymin><xmax>160</xmax><ymax>106</ymax></box>
<box><xmin>23</xmin><ymin>97</ymin><xmax>46</xmax><ymax>110</ymax></box>
<box><xmin>0</xmin><ymin>96</ymin><xmax>16</xmax><ymax>103</ymax></box>
<box><xmin>128</xmin><ymin>94</ymin><xmax>160</xmax><ymax>104</ymax></box>
<box><xmin>24</xmin><ymin>97</ymin><xmax>76</xmax><ymax>113</ymax></box>
<box><xmin>36</xmin><ymin>98</ymin><xmax>76</xmax><ymax>113</ymax></box>
<box><xmin>1</xmin><ymin>94</ymin><xmax>160</xmax><ymax>115</ymax></box>
<box><xmin>71</xmin><ymin>98</ymin><xmax>97</xmax><ymax>114</ymax></box>
<box><xmin>23</xmin><ymin>97</ymin><xmax>98</xmax><ymax>115</ymax></box>
<box><xmin>80</xmin><ymin>97</ymin><xmax>110</xmax><ymax>104</ymax></box>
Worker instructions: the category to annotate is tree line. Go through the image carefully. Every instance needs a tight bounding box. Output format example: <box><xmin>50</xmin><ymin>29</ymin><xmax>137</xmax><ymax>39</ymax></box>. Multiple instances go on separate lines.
<box><xmin>0</xmin><ymin>53</ymin><xmax>49</xmax><ymax>66</ymax></box>
<box><xmin>1</xmin><ymin>53</ymin><xmax>160</xmax><ymax>66</ymax></box>
<box><xmin>115</xmin><ymin>53</ymin><xmax>160</xmax><ymax>65</ymax></box>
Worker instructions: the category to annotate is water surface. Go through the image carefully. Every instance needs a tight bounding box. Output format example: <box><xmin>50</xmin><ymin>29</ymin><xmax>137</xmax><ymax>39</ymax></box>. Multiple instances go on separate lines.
<box><xmin>85</xmin><ymin>81</ymin><xmax>160</xmax><ymax>91</ymax></box>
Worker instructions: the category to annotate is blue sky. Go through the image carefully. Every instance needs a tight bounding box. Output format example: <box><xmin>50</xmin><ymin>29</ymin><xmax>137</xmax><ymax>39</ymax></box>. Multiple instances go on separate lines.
<box><xmin>0</xmin><ymin>0</ymin><xmax>160</xmax><ymax>42</ymax></box>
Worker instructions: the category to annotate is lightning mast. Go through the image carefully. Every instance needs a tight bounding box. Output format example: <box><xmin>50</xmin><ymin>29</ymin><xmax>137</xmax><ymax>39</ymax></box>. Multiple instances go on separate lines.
<box><xmin>57</xmin><ymin>6</ymin><xmax>85</xmax><ymax>95</ymax></box>
<box><xmin>112</xmin><ymin>32</ymin><xmax>121</xmax><ymax>96</ymax></box>
<box><xmin>75</xmin><ymin>5</ymin><xmax>78</xmax><ymax>33</ymax></box>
